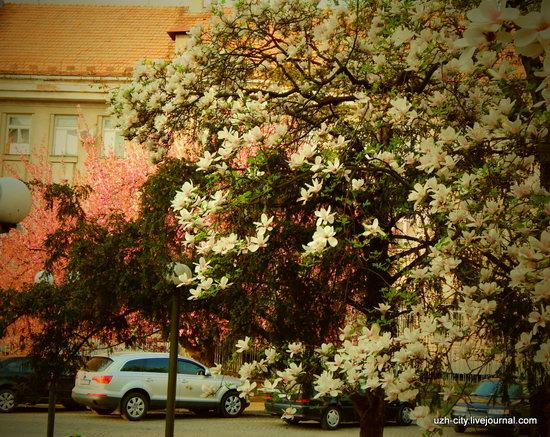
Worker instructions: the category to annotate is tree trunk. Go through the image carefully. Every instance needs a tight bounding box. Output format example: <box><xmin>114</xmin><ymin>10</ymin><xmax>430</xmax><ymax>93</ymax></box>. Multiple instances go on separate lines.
<box><xmin>530</xmin><ymin>376</ymin><xmax>550</xmax><ymax>437</ymax></box>
<box><xmin>350</xmin><ymin>388</ymin><xmax>386</xmax><ymax>437</ymax></box>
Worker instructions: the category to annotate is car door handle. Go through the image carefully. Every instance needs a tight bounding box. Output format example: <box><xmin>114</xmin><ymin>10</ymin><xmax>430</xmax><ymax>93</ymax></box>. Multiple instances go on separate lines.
<box><xmin>180</xmin><ymin>379</ymin><xmax>188</xmax><ymax>383</ymax></box>
<box><xmin>145</xmin><ymin>378</ymin><xmax>154</xmax><ymax>382</ymax></box>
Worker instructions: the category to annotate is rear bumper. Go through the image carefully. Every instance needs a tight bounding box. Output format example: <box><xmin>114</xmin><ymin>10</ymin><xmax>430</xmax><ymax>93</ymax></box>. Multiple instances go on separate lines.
<box><xmin>72</xmin><ymin>391</ymin><xmax>120</xmax><ymax>410</ymax></box>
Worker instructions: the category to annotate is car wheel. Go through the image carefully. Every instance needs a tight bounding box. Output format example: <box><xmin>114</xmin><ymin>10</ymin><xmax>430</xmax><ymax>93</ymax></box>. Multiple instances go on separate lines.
<box><xmin>454</xmin><ymin>424</ymin><xmax>467</xmax><ymax>433</ymax></box>
<box><xmin>0</xmin><ymin>388</ymin><xmax>17</xmax><ymax>413</ymax></box>
<box><xmin>219</xmin><ymin>391</ymin><xmax>244</xmax><ymax>417</ymax></box>
<box><xmin>396</xmin><ymin>403</ymin><xmax>413</xmax><ymax>425</ymax></box>
<box><xmin>321</xmin><ymin>406</ymin><xmax>341</xmax><ymax>430</ymax></box>
<box><xmin>91</xmin><ymin>407</ymin><xmax>115</xmax><ymax>415</ymax></box>
<box><xmin>283</xmin><ymin>417</ymin><xmax>301</xmax><ymax>425</ymax></box>
<box><xmin>121</xmin><ymin>391</ymin><xmax>148</xmax><ymax>421</ymax></box>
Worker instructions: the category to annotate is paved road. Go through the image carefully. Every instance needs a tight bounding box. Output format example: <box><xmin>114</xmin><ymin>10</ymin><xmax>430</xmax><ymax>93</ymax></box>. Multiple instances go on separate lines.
<box><xmin>0</xmin><ymin>404</ymin><xmax>494</xmax><ymax>437</ymax></box>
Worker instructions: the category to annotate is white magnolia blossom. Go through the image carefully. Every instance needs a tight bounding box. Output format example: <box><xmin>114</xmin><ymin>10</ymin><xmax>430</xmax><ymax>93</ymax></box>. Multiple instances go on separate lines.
<box><xmin>286</xmin><ymin>342</ymin><xmax>304</xmax><ymax>357</ymax></box>
<box><xmin>314</xmin><ymin>371</ymin><xmax>344</xmax><ymax>398</ymax></box>
<box><xmin>260</xmin><ymin>379</ymin><xmax>280</xmax><ymax>393</ymax></box>
<box><xmin>362</xmin><ymin>219</ymin><xmax>386</xmax><ymax>238</ymax></box>
<box><xmin>534</xmin><ymin>341</ymin><xmax>550</xmax><ymax>368</ymax></box>
<box><xmin>210</xmin><ymin>363</ymin><xmax>222</xmax><ymax>375</ymax></box>
<box><xmin>281</xmin><ymin>406</ymin><xmax>297</xmax><ymax>420</ymax></box>
<box><xmin>304</xmin><ymin>225</ymin><xmax>338</xmax><ymax>255</ymax></box>
<box><xmin>264</xmin><ymin>347</ymin><xmax>277</xmax><ymax>364</ymax></box>
<box><xmin>351</xmin><ymin>178</ymin><xmax>366</xmax><ymax>191</ymax></box>
<box><xmin>253</xmin><ymin>214</ymin><xmax>275</xmax><ymax>232</ymax></box>
<box><xmin>239</xmin><ymin>362</ymin><xmax>256</xmax><ymax>380</ymax></box>
<box><xmin>247</xmin><ymin>229</ymin><xmax>270</xmax><ymax>253</ymax></box>
<box><xmin>237</xmin><ymin>380</ymin><xmax>257</xmax><ymax>398</ymax></box>
<box><xmin>201</xmin><ymin>384</ymin><xmax>219</xmax><ymax>398</ymax></box>
<box><xmin>236</xmin><ymin>336</ymin><xmax>251</xmax><ymax>354</ymax></box>
<box><xmin>316</xmin><ymin>343</ymin><xmax>334</xmax><ymax>356</ymax></box>
<box><xmin>314</xmin><ymin>206</ymin><xmax>336</xmax><ymax>226</ymax></box>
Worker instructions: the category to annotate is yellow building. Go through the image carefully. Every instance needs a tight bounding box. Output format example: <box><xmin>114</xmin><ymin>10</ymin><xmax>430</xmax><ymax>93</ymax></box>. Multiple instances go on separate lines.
<box><xmin>0</xmin><ymin>1</ymin><xmax>208</xmax><ymax>182</ymax></box>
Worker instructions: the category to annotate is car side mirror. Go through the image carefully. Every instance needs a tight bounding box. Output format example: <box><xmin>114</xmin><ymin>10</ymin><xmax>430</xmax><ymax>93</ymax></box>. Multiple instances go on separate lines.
<box><xmin>198</xmin><ymin>368</ymin><xmax>211</xmax><ymax>377</ymax></box>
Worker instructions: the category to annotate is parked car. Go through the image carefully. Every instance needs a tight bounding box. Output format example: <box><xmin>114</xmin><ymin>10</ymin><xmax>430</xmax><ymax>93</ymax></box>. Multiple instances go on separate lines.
<box><xmin>264</xmin><ymin>385</ymin><xmax>413</xmax><ymax>430</ymax></box>
<box><xmin>451</xmin><ymin>379</ymin><xmax>530</xmax><ymax>435</ymax></box>
<box><xmin>0</xmin><ymin>355</ymin><xmax>81</xmax><ymax>412</ymax></box>
<box><xmin>71</xmin><ymin>352</ymin><xmax>248</xmax><ymax>421</ymax></box>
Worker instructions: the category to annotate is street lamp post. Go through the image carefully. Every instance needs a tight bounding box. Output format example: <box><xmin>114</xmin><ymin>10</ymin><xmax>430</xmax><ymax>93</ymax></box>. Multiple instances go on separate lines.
<box><xmin>165</xmin><ymin>262</ymin><xmax>192</xmax><ymax>437</ymax></box>
<box><xmin>34</xmin><ymin>270</ymin><xmax>56</xmax><ymax>437</ymax></box>
<box><xmin>0</xmin><ymin>177</ymin><xmax>32</xmax><ymax>233</ymax></box>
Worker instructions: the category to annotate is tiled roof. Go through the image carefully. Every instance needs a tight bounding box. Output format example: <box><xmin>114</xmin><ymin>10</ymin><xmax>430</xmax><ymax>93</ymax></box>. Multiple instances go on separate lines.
<box><xmin>0</xmin><ymin>4</ymin><xmax>209</xmax><ymax>77</ymax></box>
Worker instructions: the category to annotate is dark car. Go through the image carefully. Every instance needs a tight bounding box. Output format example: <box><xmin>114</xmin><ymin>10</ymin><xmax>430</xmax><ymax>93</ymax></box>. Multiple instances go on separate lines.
<box><xmin>451</xmin><ymin>379</ymin><xmax>531</xmax><ymax>435</ymax></box>
<box><xmin>264</xmin><ymin>385</ymin><xmax>413</xmax><ymax>430</ymax></box>
<box><xmin>0</xmin><ymin>356</ymin><xmax>81</xmax><ymax>412</ymax></box>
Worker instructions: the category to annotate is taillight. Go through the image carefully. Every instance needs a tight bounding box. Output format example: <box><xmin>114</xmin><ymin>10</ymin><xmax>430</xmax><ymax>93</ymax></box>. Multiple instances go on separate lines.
<box><xmin>92</xmin><ymin>375</ymin><xmax>113</xmax><ymax>384</ymax></box>
<box><xmin>264</xmin><ymin>395</ymin><xmax>272</xmax><ymax>401</ymax></box>
<box><xmin>295</xmin><ymin>399</ymin><xmax>310</xmax><ymax>404</ymax></box>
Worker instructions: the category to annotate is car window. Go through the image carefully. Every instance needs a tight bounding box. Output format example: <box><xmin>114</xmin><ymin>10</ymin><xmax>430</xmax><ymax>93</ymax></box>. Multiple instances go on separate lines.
<box><xmin>473</xmin><ymin>381</ymin><xmax>522</xmax><ymax>399</ymax></box>
<box><xmin>473</xmin><ymin>381</ymin><xmax>498</xmax><ymax>397</ymax></box>
<box><xmin>121</xmin><ymin>359</ymin><xmax>146</xmax><ymax>372</ymax></box>
<box><xmin>20</xmin><ymin>359</ymin><xmax>33</xmax><ymax>373</ymax></box>
<box><xmin>1</xmin><ymin>357</ymin><xmax>30</xmax><ymax>373</ymax></box>
<box><xmin>4</xmin><ymin>359</ymin><xmax>23</xmax><ymax>373</ymax></box>
<box><xmin>506</xmin><ymin>384</ymin><xmax>522</xmax><ymax>399</ymax></box>
<box><xmin>177</xmin><ymin>359</ymin><xmax>204</xmax><ymax>375</ymax></box>
<box><xmin>143</xmin><ymin>358</ymin><xmax>169</xmax><ymax>373</ymax></box>
<box><xmin>84</xmin><ymin>357</ymin><xmax>113</xmax><ymax>372</ymax></box>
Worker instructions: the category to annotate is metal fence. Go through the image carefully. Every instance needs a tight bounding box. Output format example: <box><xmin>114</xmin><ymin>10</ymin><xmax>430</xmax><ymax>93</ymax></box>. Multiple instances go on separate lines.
<box><xmin>213</xmin><ymin>342</ymin><xmax>262</xmax><ymax>376</ymax></box>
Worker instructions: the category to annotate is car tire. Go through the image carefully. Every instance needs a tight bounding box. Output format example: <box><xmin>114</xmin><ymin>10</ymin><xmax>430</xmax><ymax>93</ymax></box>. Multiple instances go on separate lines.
<box><xmin>91</xmin><ymin>407</ymin><xmax>115</xmax><ymax>415</ymax></box>
<box><xmin>283</xmin><ymin>417</ymin><xmax>301</xmax><ymax>425</ymax></box>
<box><xmin>396</xmin><ymin>403</ymin><xmax>413</xmax><ymax>425</ymax></box>
<box><xmin>321</xmin><ymin>406</ymin><xmax>341</xmax><ymax>430</ymax></box>
<box><xmin>0</xmin><ymin>388</ymin><xmax>17</xmax><ymax>413</ymax></box>
<box><xmin>121</xmin><ymin>391</ymin><xmax>148</xmax><ymax>421</ymax></box>
<box><xmin>454</xmin><ymin>424</ymin><xmax>467</xmax><ymax>433</ymax></box>
<box><xmin>219</xmin><ymin>391</ymin><xmax>244</xmax><ymax>417</ymax></box>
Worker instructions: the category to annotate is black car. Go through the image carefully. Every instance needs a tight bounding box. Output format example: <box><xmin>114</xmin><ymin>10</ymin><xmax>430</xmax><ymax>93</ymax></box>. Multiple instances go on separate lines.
<box><xmin>0</xmin><ymin>356</ymin><xmax>81</xmax><ymax>412</ymax></box>
<box><xmin>264</xmin><ymin>386</ymin><xmax>413</xmax><ymax>430</ymax></box>
<box><xmin>451</xmin><ymin>379</ymin><xmax>531</xmax><ymax>435</ymax></box>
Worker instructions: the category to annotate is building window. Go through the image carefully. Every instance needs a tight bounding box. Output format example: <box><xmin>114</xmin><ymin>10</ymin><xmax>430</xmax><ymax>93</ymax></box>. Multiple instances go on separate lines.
<box><xmin>6</xmin><ymin>114</ymin><xmax>31</xmax><ymax>155</ymax></box>
<box><xmin>52</xmin><ymin>115</ymin><xmax>78</xmax><ymax>156</ymax></box>
<box><xmin>101</xmin><ymin>117</ymin><xmax>125</xmax><ymax>158</ymax></box>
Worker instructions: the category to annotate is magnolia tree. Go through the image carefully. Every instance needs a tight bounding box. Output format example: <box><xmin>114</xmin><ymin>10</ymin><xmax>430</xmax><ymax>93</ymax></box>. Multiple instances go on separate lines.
<box><xmin>112</xmin><ymin>0</ymin><xmax>550</xmax><ymax>435</ymax></box>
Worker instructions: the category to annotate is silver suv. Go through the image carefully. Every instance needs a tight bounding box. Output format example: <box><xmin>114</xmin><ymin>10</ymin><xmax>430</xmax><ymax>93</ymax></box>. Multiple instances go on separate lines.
<box><xmin>71</xmin><ymin>352</ymin><xmax>247</xmax><ymax>421</ymax></box>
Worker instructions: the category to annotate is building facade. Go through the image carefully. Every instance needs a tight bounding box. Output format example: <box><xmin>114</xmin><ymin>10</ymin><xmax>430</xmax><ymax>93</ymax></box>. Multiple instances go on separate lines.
<box><xmin>0</xmin><ymin>1</ymin><xmax>208</xmax><ymax>182</ymax></box>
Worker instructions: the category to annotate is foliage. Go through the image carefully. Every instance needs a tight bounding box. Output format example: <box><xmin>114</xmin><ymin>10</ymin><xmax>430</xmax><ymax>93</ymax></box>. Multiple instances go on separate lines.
<box><xmin>120</xmin><ymin>0</ymin><xmax>550</xmax><ymax>434</ymax></box>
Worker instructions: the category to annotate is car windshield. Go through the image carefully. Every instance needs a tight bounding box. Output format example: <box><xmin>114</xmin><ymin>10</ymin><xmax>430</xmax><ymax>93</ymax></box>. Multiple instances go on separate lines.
<box><xmin>473</xmin><ymin>381</ymin><xmax>522</xmax><ymax>399</ymax></box>
<box><xmin>84</xmin><ymin>357</ymin><xmax>113</xmax><ymax>372</ymax></box>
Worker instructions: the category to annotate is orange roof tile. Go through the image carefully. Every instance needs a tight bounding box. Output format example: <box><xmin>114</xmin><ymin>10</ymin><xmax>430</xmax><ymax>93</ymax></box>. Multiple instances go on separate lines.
<box><xmin>0</xmin><ymin>4</ymin><xmax>210</xmax><ymax>77</ymax></box>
